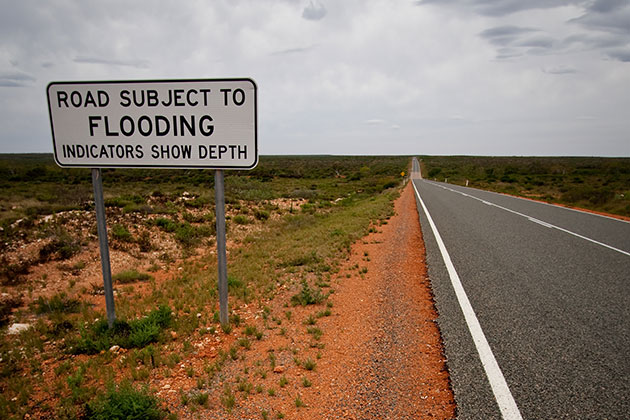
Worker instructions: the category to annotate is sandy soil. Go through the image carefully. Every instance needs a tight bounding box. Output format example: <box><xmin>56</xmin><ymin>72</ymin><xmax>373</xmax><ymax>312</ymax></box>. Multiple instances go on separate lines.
<box><xmin>300</xmin><ymin>181</ymin><xmax>456</xmax><ymax>419</ymax></box>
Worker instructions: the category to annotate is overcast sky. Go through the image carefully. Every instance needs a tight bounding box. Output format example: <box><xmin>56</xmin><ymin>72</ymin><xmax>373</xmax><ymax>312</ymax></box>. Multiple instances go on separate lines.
<box><xmin>1</xmin><ymin>0</ymin><xmax>629</xmax><ymax>156</ymax></box>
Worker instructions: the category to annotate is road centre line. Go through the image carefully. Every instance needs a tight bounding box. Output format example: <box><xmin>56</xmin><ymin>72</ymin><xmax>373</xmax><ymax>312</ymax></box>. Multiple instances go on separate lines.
<box><xmin>412</xmin><ymin>181</ymin><xmax>523</xmax><ymax>420</ymax></box>
<box><xmin>430</xmin><ymin>182</ymin><xmax>630</xmax><ymax>257</ymax></box>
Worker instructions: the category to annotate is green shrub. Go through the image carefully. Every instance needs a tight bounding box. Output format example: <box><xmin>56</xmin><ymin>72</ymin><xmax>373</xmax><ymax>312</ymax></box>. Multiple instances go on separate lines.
<box><xmin>227</xmin><ymin>276</ymin><xmax>243</xmax><ymax>290</ymax></box>
<box><xmin>154</xmin><ymin>218</ymin><xmax>177</xmax><ymax>232</ymax></box>
<box><xmin>112</xmin><ymin>270</ymin><xmax>153</xmax><ymax>284</ymax></box>
<box><xmin>136</xmin><ymin>231</ymin><xmax>153</xmax><ymax>252</ymax></box>
<box><xmin>302</xmin><ymin>358</ymin><xmax>316</xmax><ymax>371</ymax></box>
<box><xmin>382</xmin><ymin>181</ymin><xmax>397</xmax><ymax>190</ymax></box>
<box><xmin>232</xmin><ymin>215</ymin><xmax>250</xmax><ymax>225</ymax></box>
<box><xmin>111</xmin><ymin>224</ymin><xmax>133</xmax><ymax>242</ymax></box>
<box><xmin>39</xmin><ymin>230</ymin><xmax>81</xmax><ymax>261</ymax></box>
<box><xmin>72</xmin><ymin>306</ymin><xmax>172</xmax><ymax>354</ymax></box>
<box><xmin>254</xmin><ymin>209</ymin><xmax>270</xmax><ymax>220</ymax></box>
<box><xmin>174</xmin><ymin>222</ymin><xmax>213</xmax><ymax>247</ymax></box>
<box><xmin>291</xmin><ymin>281</ymin><xmax>325</xmax><ymax>306</ymax></box>
<box><xmin>184</xmin><ymin>196</ymin><xmax>210</xmax><ymax>209</ymax></box>
<box><xmin>85</xmin><ymin>382</ymin><xmax>167</xmax><ymax>420</ymax></box>
<box><xmin>123</xmin><ymin>203</ymin><xmax>153</xmax><ymax>214</ymax></box>
<box><xmin>192</xmin><ymin>392</ymin><xmax>209</xmax><ymax>407</ymax></box>
<box><xmin>33</xmin><ymin>292</ymin><xmax>82</xmax><ymax>315</ymax></box>
<box><xmin>182</xmin><ymin>211</ymin><xmax>206</xmax><ymax>223</ymax></box>
<box><xmin>306</xmin><ymin>327</ymin><xmax>322</xmax><ymax>341</ymax></box>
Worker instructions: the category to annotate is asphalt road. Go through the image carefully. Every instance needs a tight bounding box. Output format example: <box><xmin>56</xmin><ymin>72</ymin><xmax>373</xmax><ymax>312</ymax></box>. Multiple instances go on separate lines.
<box><xmin>412</xmin><ymin>167</ymin><xmax>629</xmax><ymax>419</ymax></box>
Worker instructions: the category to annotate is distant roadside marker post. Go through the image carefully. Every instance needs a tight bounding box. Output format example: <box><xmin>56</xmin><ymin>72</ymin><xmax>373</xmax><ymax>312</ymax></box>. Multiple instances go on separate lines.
<box><xmin>47</xmin><ymin>78</ymin><xmax>258</xmax><ymax>327</ymax></box>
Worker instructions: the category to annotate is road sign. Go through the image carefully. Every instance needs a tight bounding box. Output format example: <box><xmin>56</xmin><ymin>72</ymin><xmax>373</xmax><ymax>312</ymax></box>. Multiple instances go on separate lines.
<box><xmin>47</xmin><ymin>78</ymin><xmax>257</xmax><ymax>169</ymax></box>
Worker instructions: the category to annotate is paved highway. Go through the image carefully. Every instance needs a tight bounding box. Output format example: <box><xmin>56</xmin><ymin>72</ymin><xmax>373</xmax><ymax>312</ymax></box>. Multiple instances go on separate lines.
<box><xmin>411</xmin><ymin>159</ymin><xmax>629</xmax><ymax>419</ymax></box>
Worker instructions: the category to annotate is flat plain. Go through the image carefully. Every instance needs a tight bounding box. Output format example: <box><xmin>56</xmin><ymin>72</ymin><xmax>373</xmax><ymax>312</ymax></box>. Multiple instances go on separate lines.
<box><xmin>1</xmin><ymin>154</ymin><xmax>627</xmax><ymax>419</ymax></box>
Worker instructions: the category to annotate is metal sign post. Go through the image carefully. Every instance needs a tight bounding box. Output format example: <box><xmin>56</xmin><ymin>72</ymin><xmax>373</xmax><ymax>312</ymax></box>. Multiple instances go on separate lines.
<box><xmin>91</xmin><ymin>168</ymin><xmax>116</xmax><ymax>327</ymax></box>
<box><xmin>214</xmin><ymin>170</ymin><xmax>229</xmax><ymax>325</ymax></box>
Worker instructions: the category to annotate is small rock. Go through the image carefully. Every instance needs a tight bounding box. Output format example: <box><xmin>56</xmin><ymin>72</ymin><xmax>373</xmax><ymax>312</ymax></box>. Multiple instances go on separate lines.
<box><xmin>273</xmin><ymin>365</ymin><xmax>286</xmax><ymax>374</ymax></box>
<box><xmin>7</xmin><ymin>323</ymin><xmax>30</xmax><ymax>335</ymax></box>
<box><xmin>171</xmin><ymin>331</ymin><xmax>178</xmax><ymax>340</ymax></box>
<box><xmin>109</xmin><ymin>345</ymin><xmax>120</xmax><ymax>353</ymax></box>
<box><xmin>162</xmin><ymin>384</ymin><xmax>171</xmax><ymax>390</ymax></box>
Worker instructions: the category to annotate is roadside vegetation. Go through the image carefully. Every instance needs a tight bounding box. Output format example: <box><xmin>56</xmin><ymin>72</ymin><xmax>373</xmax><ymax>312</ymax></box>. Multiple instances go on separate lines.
<box><xmin>419</xmin><ymin>156</ymin><xmax>630</xmax><ymax>217</ymax></box>
<box><xmin>0</xmin><ymin>154</ymin><xmax>406</xmax><ymax>419</ymax></box>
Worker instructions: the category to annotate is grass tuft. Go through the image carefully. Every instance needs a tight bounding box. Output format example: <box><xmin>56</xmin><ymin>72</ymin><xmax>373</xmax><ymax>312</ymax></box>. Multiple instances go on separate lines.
<box><xmin>71</xmin><ymin>306</ymin><xmax>172</xmax><ymax>354</ymax></box>
<box><xmin>32</xmin><ymin>292</ymin><xmax>81</xmax><ymax>315</ymax></box>
<box><xmin>291</xmin><ymin>281</ymin><xmax>325</xmax><ymax>306</ymax></box>
<box><xmin>85</xmin><ymin>382</ymin><xmax>168</xmax><ymax>420</ymax></box>
<box><xmin>112</xmin><ymin>269</ymin><xmax>153</xmax><ymax>284</ymax></box>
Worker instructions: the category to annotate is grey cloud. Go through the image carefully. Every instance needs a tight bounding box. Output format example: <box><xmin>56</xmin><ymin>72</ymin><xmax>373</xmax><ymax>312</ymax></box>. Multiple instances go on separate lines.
<box><xmin>495</xmin><ymin>48</ymin><xmax>523</xmax><ymax>59</ymax></box>
<box><xmin>302</xmin><ymin>1</ymin><xmax>327</xmax><ymax>21</ymax></box>
<box><xmin>568</xmin><ymin>1</ymin><xmax>630</xmax><ymax>62</ymax></box>
<box><xmin>542</xmin><ymin>65</ymin><xmax>577</xmax><ymax>74</ymax></box>
<box><xmin>607</xmin><ymin>48</ymin><xmax>630</xmax><ymax>62</ymax></box>
<box><xmin>564</xmin><ymin>33</ymin><xmax>630</xmax><ymax>62</ymax></box>
<box><xmin>480</xmin><ymin>26</ymin><xmax>556</xmax><ymax>59</ymax></box>
<box><xmin>479</xmin><ymin>26</ymin><xmax>539</xmax><ymax>46</ymax></box>
<box><xmin>73</xmin><ymin>56</ymin><xmax>150</xmax><ymax>68</ymax></box>
<box><xmin>416</xmin><ymin>0</ymin><xmax>585</xmax><ymax>17</ymax></box>
<box><xmin>0</xmin><ymin>71</ymin><xmax>36</xmax><ymax>87</ymax></box>
<box><xmin>587</xmin><ymin>0</ymin><xmax>627</xmax><ymax>13</ymax></box>
<box><xmin>570</xmin><ymin>5</ymin><xmax>630</xmax><ymax>34</ymax></box>
<box><xmin>515</xmin><ymin>36</ymin><xmax>555</xmax><ymax>49</ymax></box>
<box><xmin>563</xmin><ymin>33</ymin><xmax>626</xmax><ymax>49</ymax></box>
<box><xmin>480</xmin><ymin>26</ymin><xmax>538</xmax><ymax>38</ymax></box>
<box><xmin>271</xmin><ymin>45</ymin><xmax>316</xmax><ymax>55</ymax></box>
<box><xmin>466</xmin><ymin>0</ymin><xmax>630</xmax><ymax>63</ymax></box>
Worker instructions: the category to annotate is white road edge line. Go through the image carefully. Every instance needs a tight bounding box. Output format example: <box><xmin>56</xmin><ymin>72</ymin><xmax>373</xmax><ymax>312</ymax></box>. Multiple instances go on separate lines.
<box><xmin>412</xmin><ymin>181</ymin><xmax>523</xmax><ymax>420</ymax></box>
<box><xmin>433</xmin><ymin>182</ymin><xmax>630</xmax><ymax>257</ymax></box>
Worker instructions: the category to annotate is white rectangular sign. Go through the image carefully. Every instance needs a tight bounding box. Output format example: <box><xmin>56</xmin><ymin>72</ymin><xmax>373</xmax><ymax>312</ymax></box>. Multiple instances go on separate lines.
<box><xmin>47</xmin><ymin>78</ymin><xmax>257</xmax><ymax>169</ymax></box>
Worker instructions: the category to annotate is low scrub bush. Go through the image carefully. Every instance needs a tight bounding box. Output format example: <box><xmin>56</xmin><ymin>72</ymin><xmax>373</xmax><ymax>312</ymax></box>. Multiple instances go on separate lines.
<box><xmin>112</xmin><ymin>270</ymin><xmax>153</xmax><ymax>284</ymax></box>
<box><xmin>111</xmin><ymin>224</ymin><xmax>133</xmax><ymax>242</ymax></box>
<box><xmin>71</xmin><ymin>306</ymin><xmax>172</xmax><ymax>354</ymax></box>
<box><xmin>154</xmin><ymin>217</ymin><xmax>177</xmax><ymax>232</ymax></box>
<box><xmin>174</xmin><ymin>222</ymin><xmax>214</xmax><ymax>247</ymax></box>
<box><xmin>85</xmin><ymin>382</ymin><xmax>168</xmax><ymax>420</ymax></box>
<box><xmin>0</xmin><ymin>258</ymin><xmax>30</xmax><ymax>286</ymax></box>
<box><xmin>291</xmin><ymin>281</ymin><xmax>325</xmax><ymax>306</ymax></box>
<box><xmin>32</xmin><ymin>292</ymin><xmax>82</xmax><ymax>315</ymax></box>
<box><xmin>104</xmin><ymin>194</ymin><xmax>144</xmax><ymax>208</ymax></box>
<box><xmin>39</xmin><ymin>230</ymin><xmax>81</xmax><ymax>261</ymax></box>
<box><xmin>254</xmin><ymin>209</ymin><xmax>270</xmax><ymax>220</ymax></box>
<box><xmin>232</xmin><ymin>214</ymin><xmax>251</xmax><ymax>225</ymax></box>
<box><xmin>136</xmin><ymin>231</ymin><xmax>153</xmax><ymax>252</ymax></box>
<box><xmin>280</xmin><ymin>251</ymin><xmax>321</xmax><ymax>268</ymax></box>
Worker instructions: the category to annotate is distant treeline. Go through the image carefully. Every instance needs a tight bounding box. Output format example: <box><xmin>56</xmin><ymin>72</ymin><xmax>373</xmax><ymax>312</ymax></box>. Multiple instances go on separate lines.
<box><xmin>420</xmin><ymin>156</ymin><xmax>630</xmax><ymax>217</ymax></box>
<box><xmin>0</xmin><ymin>154</ymin><xmax>406</xmax><ymax>187</ymax></box>
<box><xmin>0</xmin><ymin>154</ymin><xmax>409</xmax><ymax>229</ymax></box>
